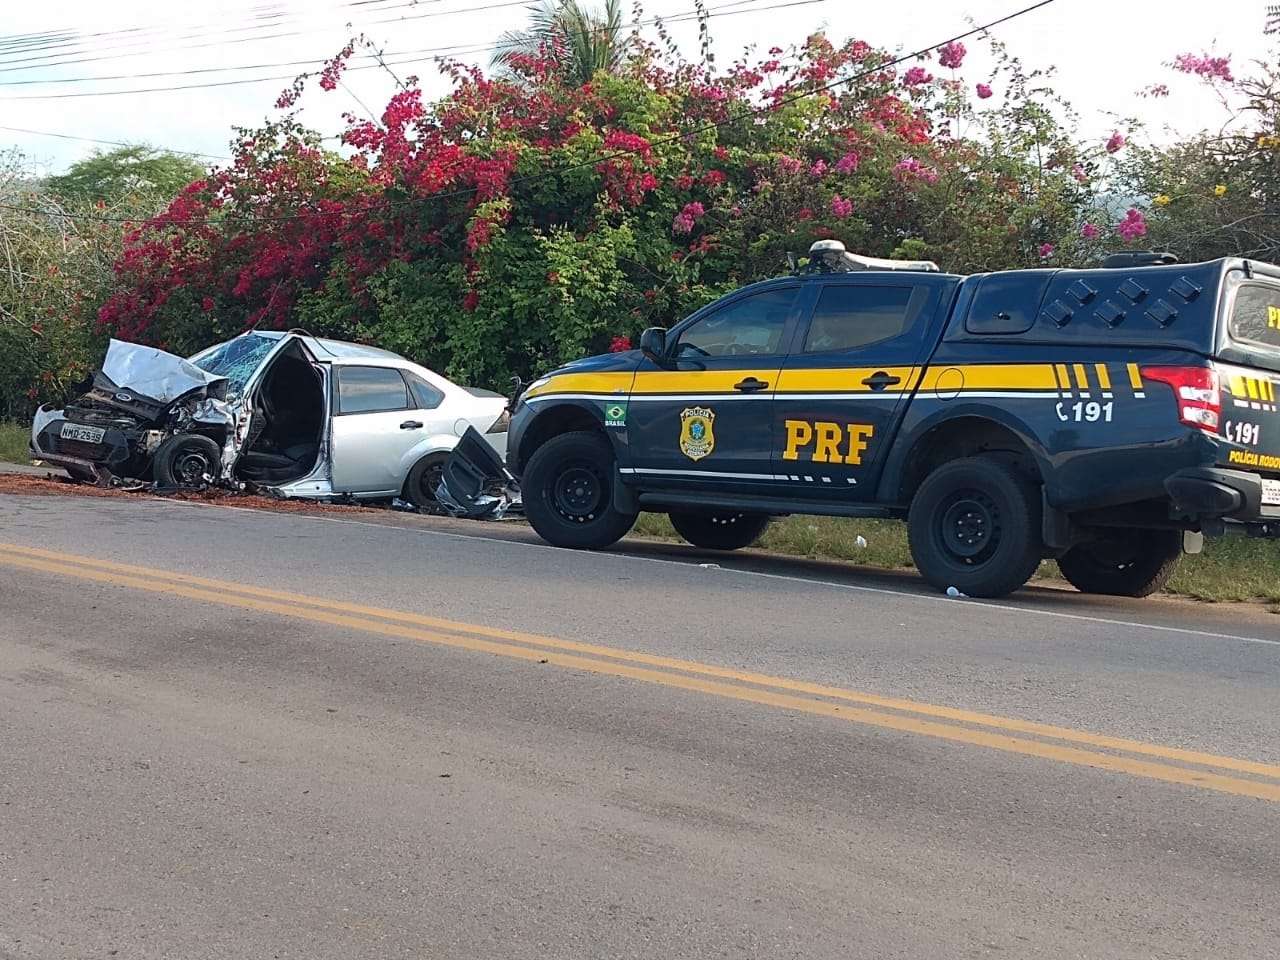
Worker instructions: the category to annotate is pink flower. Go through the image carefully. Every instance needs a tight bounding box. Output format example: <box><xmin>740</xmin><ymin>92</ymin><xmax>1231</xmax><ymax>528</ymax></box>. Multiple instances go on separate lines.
<box><xmin>1173</xmin><ymin>52</ymin><xmax>1233</xmax><ymax>83</ymax></box>
<box><xmin>796</xmin><ymin>207</ymin><xmax>814</xmax><ymax>221</ymax></box>
<box><xmin>462</xmin><ymin>290</ymin><xmax>479</xmax><ymax>312</ymax></box>
<box><xmin>810</xmin><ymin>159</ymin><xmax>828</xmax><ymax>178</ymax></box>
<box><xmin>1072</xmin><ymin>163</ymin><xmax>1089</xmax><ymax>184</ymax></box>
<box><xmin>609</xmin><ymin>336</ymin><xmax>632</xmax><ymax>353</ymax></box>
<box><xmin>200</xmin><ymin>296</ymin><xmax>214</xmax><ymax>312</ymax></box>
<box><xmin>1038</xmin><ymin>243</ymin><xmax>1055</xmax><ymax>259</ymax></box>
<box><xmin>903</xmin><ymin>66</ymin><xmax>933</xmax><ymax>86</ymax></box>
<box><xmin>894</xmin><ymin>156</ymin><xmax>939</xmax><ymax>184</ymax></box>
<box><xmin>1116</xmin><ymin>208</ymin><xmax>1147</xmax><ymax>242</ymax></box>
<box><xmin>1106</xmin><ymin>131</ymin><xmax>1126</xmax><ymax>154</ymax></box>
<box><xmin>776</xmin><ymin>155</ymin><xmax>803</xmax><ymax>175</ymax></box>
<box><xmin>937</xmin><ymin>41</ymin><xmax>966</xmax><ymax>69</ymax></box>
<box><xmin>831</xmin><ymin>194</ymin><xmax>854</xmax><ymax>218</ymax></box>
<box><xmin>1080</xmin><ymin>222</ymin><xmax>1100</xmax><ymax>240</ymax></box>
<box><xmin>975</xmin><ymin>82</ymin><xmax>993</xmax><ymax>99</ymax></box>
<box><xmin>834</xmin><ymin>151</ymin><xmax>860</xmax><ymax>174</ymax></box>
<box><xmin>672</xmin><ymin>201</ymin><xmax>706</xmax><ymax>235</ymax></box>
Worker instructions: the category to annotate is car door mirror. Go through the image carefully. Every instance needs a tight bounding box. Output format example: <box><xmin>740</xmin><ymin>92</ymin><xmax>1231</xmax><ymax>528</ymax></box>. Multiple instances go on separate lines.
<box><xmin>639</xmin><ymin>327</ymin><xmax>669</xmax><ymax>366</ymax></box>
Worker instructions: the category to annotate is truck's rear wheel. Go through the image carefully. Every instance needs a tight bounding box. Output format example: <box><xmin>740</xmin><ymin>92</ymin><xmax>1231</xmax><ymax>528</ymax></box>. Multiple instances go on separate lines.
<box><xmin>669</xmin><ymin>511</ymin><xmax>770</xmax><ymax>551</ymax></box>
<box><xmin>523</xmin><ymin>431</ymin><xmax>637</xmax><ymax>549</ymax></box>
<box><xmin>908</xmin><ymin>456</ymin><xmax>1043</xmax><ymax>598</ymax></box>
<box><xmin>1056</xmin><ymin>529</ymin><xmax>1181</xmax><ymax>598</ymax></box>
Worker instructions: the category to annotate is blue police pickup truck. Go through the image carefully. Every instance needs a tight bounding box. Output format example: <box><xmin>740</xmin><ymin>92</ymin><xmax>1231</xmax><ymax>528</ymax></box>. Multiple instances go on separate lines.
<box><xmin>460</xmin><ymin>241</ymin><xmax>1280</xmax><ymax>598</ymax></box>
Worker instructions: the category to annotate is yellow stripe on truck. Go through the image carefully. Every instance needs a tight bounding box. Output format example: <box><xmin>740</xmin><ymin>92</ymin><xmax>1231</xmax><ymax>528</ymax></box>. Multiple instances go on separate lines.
<box><xmin>523</xmin><ymin>371</ymin><xmax>634</xmax><ymax>399</ymax></box>
<box><xmin>774</xmin><ymin>366</ymin><xmax>920</xmax><ymax>393</ymax></box>
<box><xmin>1095</xmin><ymin>363</ymin><xmax>1112</xmax><ymax>391</ymax></box>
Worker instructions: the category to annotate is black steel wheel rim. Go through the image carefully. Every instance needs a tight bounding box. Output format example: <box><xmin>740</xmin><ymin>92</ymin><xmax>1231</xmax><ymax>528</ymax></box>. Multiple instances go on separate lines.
<box><xmin>936</xmin><ymin>490</ymin><xmax>1000</xmax><ymax>564</ymax></box>
<box><xmin>418</xmin><ymin>461</ymin><xmax>445</xmax><ymax>502</ymax></box>
<box><xmin>174</xmin><ymin>449</ymin><xmax>212</xmax><ymax>485</ymax></box>
<box><xmin>552</xmin><ymin>462</ymin><xmax>605</xmax><ymax>522</ymax></box>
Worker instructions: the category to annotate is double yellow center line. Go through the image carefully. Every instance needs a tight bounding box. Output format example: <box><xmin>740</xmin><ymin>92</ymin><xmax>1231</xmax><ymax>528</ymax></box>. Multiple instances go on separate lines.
<box><xmin>4</xmin><ymin>542</ymin><xmax>1280</xmax><ymax>802</ymax></box>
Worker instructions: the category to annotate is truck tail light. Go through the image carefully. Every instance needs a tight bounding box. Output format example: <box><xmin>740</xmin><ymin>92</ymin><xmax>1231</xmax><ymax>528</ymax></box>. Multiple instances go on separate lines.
<box><xmin>1140</xmin><ymin>365</ymin><xmax>1221</xmax><ymax>433</ymax></box>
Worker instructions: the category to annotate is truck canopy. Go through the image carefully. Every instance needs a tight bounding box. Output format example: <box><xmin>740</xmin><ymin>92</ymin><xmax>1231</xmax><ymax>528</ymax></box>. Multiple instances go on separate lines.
<box><xmin>948</xmin><ymin>257</ymin><xmax>1280</xmax><ymax>374</ymax></box>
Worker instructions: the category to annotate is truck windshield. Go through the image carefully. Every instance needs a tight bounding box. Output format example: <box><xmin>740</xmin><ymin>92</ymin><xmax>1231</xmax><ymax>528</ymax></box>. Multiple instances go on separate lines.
<box><xmin>190</xmin><ymin>334</ymin><xmax>278</xmax><ymax>395</ymax></box>
<box><xmin>1229</xmin><ymin>283</ymin><xmax>1280</xmax><ymax>351</ymax></box>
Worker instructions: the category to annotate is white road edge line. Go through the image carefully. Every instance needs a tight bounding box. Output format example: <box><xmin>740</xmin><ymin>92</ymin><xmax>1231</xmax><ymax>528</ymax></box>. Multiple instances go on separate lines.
<box><xmin>16</xmin><ymin>492</ymin><xmax>1279</xmax><ymax>648</ymax></box>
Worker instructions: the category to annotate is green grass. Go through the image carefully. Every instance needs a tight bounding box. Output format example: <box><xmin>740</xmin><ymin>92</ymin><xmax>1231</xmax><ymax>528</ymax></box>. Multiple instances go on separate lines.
<box><xmin>631</xmin><ymin>513</ymin><xmax>1280</xmax><ymax>605</ymax></box>
<box><xmin>0</xmin><ymin>422</ymin><xmax>31</xmax><ymax>464</ymax></box>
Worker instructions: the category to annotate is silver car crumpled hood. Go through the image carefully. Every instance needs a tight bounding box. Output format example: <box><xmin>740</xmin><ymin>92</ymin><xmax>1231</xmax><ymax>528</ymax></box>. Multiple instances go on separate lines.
<box><xmin>99</xmin><ymin>339</ymin><xmax>228</xmax><ymax>404</ymax></box>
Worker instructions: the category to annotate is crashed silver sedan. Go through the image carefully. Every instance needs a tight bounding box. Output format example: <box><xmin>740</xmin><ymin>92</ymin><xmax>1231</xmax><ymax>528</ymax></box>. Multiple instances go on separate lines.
<box><xmin>30</xmin><ymin>331</ymin><xmax>509</xmax><ymax>506</ymax></box>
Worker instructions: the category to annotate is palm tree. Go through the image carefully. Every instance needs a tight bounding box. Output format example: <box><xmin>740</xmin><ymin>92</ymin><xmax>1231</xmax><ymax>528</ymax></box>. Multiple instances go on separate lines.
<box><xmin>493</xmin><ymin>0</ymin><xmax>626</xmax><ymax>86</ymax></box>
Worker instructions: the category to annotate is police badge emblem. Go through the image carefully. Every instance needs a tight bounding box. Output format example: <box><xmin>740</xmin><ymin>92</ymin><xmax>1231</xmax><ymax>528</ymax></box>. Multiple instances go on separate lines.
<box><xmin>678</xmin><ymin>406</ymin><xmax>715</xmax><ymax>461</ymax></box>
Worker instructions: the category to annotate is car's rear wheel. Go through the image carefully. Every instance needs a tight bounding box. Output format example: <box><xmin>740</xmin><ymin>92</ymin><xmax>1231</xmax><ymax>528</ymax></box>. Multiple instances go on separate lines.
<box><xmin>669</xmin><ymin>511</ymin><xmax>770</xmax><ymax>551</ymax></box>
<box><xmin>907</xmin><ymin>456</ymin><xmax>1043</xmax><ymax>598</ymax></box>
<box><xmin>523</xmin><ymin>431</ymin><xmax>637</xmax><ymax>549</ymax></box>
<box><xmin>1056</xmin><ymin>529</ymin><xmax>1181</xmax><ymax>597</ymax></box>
<box><xmin>404</xmin><ymin>452</ymin><xmax>448</xmax><ymax>510</ymax></box>
<box><xmin>153</xmin><ymin>434</ymin><xmax>222</xmax><ymax>489</ymax></box>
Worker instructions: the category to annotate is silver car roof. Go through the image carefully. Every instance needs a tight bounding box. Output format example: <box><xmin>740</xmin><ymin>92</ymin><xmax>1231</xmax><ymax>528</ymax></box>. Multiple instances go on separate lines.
<box><xmin>250</xmin><ymin>330</ymin><xmax>404</xmax><ymax>362</ymax></box>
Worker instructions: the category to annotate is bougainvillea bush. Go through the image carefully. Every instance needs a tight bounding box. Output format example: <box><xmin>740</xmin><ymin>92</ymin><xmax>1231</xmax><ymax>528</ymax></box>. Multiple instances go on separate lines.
<box><xmin>88</xmin><ymin>14</ymin><xmax>1274</xmax><ymax>393</ymax></box>
<box><xmin>92</xmin><ymin>17</ymin><xmax>1113</xmax><ymax>389</ymax></box>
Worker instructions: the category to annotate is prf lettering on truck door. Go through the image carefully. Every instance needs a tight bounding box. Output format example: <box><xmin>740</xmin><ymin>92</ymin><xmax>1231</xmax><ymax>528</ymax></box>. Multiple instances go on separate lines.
<box><xmin>782</xmin><ymin>420</ymin><xmax>875</xmax><ymax>464</ymax></box>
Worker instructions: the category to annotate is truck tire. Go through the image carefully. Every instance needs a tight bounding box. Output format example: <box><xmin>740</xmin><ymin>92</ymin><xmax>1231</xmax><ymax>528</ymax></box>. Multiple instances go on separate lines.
<box><xmin>153</xmin><ymin>434</ymin><xmax>222</xmax><ymax>489</ymax></box>
<box><xmin>523</xmin><ymin>431</ymin><xmax>637</xmax><ymax>550</ymax></box>
<box><xmin>1056</xmin><ymin>529</ymin><xmax>1181</xmax><ymax>598</ymax></box>
<box><xmin>908</xmin><ymin>456</ymin><xmax>1043</xmax><ymax>598</ymax></box>
<box><xmin>669</xmin><ymin>511</ymin><xmax>770</xmax><ymax>551</ymax></box>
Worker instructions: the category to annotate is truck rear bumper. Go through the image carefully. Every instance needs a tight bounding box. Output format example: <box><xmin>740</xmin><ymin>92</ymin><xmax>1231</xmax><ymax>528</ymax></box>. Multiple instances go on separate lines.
<box><xmin>1166</xmin><ymin>466</ymin><xmax>1280</xmax><ymax>532</ymax></box>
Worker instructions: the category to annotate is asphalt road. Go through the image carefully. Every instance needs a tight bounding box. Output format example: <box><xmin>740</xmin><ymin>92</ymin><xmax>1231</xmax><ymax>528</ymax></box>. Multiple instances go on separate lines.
<box><xmin>1</xmin><ymin>491</ymin><xmax>1278</xmax><ymax>959</ymax></box>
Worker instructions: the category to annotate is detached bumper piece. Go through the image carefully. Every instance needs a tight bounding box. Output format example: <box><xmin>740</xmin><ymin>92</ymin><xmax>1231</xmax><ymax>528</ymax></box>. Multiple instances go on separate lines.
<box><xmin>437</xmin><ymin>427</ymin><xmax>521</xmax><ymax>520</ymax></box>
<box><xmin>1166</xmin><ymin>467</ymin><xmax>1280</xmax><ymax>537</ymax></box>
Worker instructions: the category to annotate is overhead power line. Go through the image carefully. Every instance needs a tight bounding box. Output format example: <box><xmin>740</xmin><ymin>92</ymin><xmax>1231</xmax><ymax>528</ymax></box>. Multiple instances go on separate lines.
<box><xmin>0</xmin><ymin>0</ymin><xmax>1060</xmax><ymax>228</ymax></box>
<box><xmin>0</xmin><ymin>124</ymin><xmax>230</xmax><ymax>161</ymax></box>
<box><xmin>0</xmin><ymin>0</ymin><xmax>528</xmax><ymax>75</ymax></box>
<box><xmin>0</xmin><ymin>0</ymin><xmax>416</xmax><ymax>68</ymax></box>
<box><xmin>0</xmin><ymin>0</ymin><xmax>784</xmax><ymax>100</ymax></box>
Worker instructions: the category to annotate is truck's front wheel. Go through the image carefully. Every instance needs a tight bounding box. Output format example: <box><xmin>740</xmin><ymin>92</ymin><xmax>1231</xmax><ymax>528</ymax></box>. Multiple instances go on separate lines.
<box><xmin>523</xmin><ymin>431</ymin><xmax>637</xmax><ymax>550</ymax></box>
<box><xmin>908</xmin><ymin>456</ymin><xmax>1043</xmax><ymax>598</ymax></box>
<box><xmin>1056</xmin><ymin>530</ymin><xmax>1181</xmax><ymax>598</ymax></box>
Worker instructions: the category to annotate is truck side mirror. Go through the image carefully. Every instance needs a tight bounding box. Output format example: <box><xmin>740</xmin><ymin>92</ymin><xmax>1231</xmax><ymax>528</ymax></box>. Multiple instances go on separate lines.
<box><xmin>639</xmin><ymin>327</ymin><xmax>668</xmax><ymax>366</ymax></box>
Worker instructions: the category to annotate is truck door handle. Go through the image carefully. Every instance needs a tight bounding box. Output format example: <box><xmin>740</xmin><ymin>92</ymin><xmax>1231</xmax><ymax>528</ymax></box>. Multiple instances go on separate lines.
<box><xmin>861</xmin><ymin>371</ymin><xmax>901</xmax><ymax>391</ymax></box>
<box><xmin>400</xmin><ymin>420</ymin><xmax>424</xmax><ymax>430</ymax></box>
<box><xmin>733</xmin><ymin>377</ymin><xmax>769</xmax><ymax>393</ymax></box>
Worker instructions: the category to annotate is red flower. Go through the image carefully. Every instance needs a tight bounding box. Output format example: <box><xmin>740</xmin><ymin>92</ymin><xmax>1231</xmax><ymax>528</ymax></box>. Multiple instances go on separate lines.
<box><xmin>609</xmin><ymin>336</ymin><xmax>632</xmax><ymax>352</ymax></box>
<box><xmin>462</xmin><ymin>290</ymin><xmax>479</xmax><ymax>312</ymax></box>
<box><xmin>201</xmin><ymin>296</ymin><xmax>215</xmax><ymax>312</ymax></box>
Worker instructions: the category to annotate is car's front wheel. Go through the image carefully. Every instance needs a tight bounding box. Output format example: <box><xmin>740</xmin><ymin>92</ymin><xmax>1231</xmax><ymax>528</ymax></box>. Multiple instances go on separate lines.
<box><xmin>907</xmin><ymin>456</ymin><xmax>1043</xmax><ymax>598</ymax></box>
<box><xmin>669</xmin><ymin>511</ymin><xmax>770</xmax><ymax>551</ymax></box>
<box><xmin>153</xmin><ymin>434</ymin><xmax>222</xmax><ymax>489</ymax></box>
<box><xmin>522</xmin><ymin>431</ymin><xmax>637</xmax><ymax>549</ymax></box>
<box><xmin>1056</xmin><ymin>529</ymin><xmax>1181</xmax><ymax>597</ymax></box>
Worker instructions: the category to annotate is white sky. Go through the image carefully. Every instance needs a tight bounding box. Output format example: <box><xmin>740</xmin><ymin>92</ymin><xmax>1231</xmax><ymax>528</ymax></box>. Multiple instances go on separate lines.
<box><xmin>0</xmin><ymin>0</ymin><xmax>1274</xmax><ymax>174</ymax></box>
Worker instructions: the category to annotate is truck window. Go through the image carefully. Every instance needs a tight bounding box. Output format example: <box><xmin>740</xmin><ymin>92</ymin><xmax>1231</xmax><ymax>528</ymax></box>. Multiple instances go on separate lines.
<box><xmin>802</xmin><ymin>285</ymin><xmax>922</xmax><ymax>353</ymax></box>
<box><xmin>1229</xmin><ymin>283</ymin><xmax>1280</xmax><ymax>350</ymax></box>
<box><xmin>674</xmin><ymin>288</ymin><xmax>796</xmax><ymax>358</ymax></box>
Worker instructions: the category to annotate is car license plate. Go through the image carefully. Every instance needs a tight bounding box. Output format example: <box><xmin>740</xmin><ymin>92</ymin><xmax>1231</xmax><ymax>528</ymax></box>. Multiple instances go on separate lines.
<box><xmin>59</xmin><ymin>422</ymin><xmax>105</xmax><ymax>444</ymax></box>
<box><xmin>1262</xmin><ymin>479</ymin><xmax>1280</xmax><ymax>506</ymax></box>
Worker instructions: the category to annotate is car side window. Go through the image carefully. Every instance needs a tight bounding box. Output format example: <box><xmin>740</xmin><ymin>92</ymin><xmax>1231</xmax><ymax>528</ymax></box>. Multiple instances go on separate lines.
<box><xmin>337</xmin><ymin>366</ymin><xmax>410</xmax><ymax>414</ymax></box>
<box><xmin>404</xmin><ymin>372</ymin><xmax>445</xmax><ymax>410</ymax></box>
<box><xmin>803</xmin><ymin>284</ymin><xmax>928</xmax><ymax>353</ymax></box>
<box><xmin>674</xmin><ymin>287</ymin><xmax>797</xmax><ymax>359</ymax></box>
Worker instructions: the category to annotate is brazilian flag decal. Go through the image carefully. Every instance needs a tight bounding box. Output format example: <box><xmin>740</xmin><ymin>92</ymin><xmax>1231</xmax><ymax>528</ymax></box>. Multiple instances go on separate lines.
<box><xmin>604</xmin><ymin>402</ymin><xmax>628</xmax><ymax>427</ymax></box>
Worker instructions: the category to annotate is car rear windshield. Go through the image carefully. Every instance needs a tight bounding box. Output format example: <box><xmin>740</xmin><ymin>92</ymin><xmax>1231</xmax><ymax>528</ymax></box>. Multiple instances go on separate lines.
<box><xmin>190</xmin><ymin>334</ymin><xmax>278</xmax><ymax>394</ymax></box>
<box><xmin>1229</xmin><ymin>283</ymin><xmax>1280</xmax><ymax>351</ymax></box>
